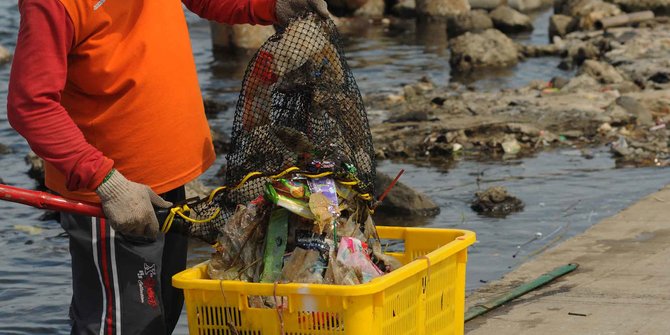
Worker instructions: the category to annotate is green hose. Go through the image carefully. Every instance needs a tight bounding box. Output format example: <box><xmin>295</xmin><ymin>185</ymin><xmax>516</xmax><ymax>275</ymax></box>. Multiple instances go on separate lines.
<box><xmin>465</xmin><ymin>263</ymin><xmax>579</xmax><ymax>322</ymax></box>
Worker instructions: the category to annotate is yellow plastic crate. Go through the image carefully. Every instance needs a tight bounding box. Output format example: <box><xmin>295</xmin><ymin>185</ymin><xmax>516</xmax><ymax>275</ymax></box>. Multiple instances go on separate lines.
<box><xmin>173</xmin><ymin>227</ymin><xmax>476</xmax><ymax>335</ymax></box>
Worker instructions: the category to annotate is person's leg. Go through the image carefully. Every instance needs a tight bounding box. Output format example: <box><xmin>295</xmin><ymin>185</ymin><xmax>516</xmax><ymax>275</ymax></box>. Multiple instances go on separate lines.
<box><xmin>61</xmin><ymin>186</ymin><xmax>186</xmax><ymax>335</ymax></box>
<box><xmin>61</xmin><ymin>213</ymin><xmax>107</xmax><ymax>335</ymax></box>
<box><xmin>158</xmin><ymin>187</ymin><xmax>188</xmax><ymax>333</ymax></box>
<box><xmin>62</xmin><ymin>213</ymin><xmax>166</xmax><ymax>335</ymax></box>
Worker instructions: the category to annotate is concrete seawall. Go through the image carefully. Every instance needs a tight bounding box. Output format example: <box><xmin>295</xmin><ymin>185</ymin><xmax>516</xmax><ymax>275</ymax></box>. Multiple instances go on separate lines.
<box><xmin>466</xmin><ymin>184</ymin><xmax>670</xmax><ymax>334</ymax></box>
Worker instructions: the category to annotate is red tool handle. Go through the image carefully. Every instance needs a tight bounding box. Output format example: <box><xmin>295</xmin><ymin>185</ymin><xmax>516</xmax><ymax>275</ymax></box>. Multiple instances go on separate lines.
<box><xmin>0</xmin><ymin>183</ymin><xmax>104</xmax><ymax>218</ymax></box>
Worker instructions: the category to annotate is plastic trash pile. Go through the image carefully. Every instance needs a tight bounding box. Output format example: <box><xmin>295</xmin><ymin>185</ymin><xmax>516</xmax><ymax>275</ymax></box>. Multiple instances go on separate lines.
<box><xmin>207</xmin><ymin>163</ymin><xmax>402</xmax><ymax>286</ymax></box>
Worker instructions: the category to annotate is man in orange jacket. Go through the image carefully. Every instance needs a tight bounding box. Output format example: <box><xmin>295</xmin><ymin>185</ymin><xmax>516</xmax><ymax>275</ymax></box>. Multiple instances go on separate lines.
<box><xmin>7</xmin><ymin>0</ymin><xmax>328</xmax><ymax>333</ymax></box>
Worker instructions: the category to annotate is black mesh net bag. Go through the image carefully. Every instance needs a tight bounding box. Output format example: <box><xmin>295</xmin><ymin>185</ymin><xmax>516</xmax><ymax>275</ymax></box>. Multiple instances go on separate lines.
<box><xmin>179</xmin><ymin>14</ymin><xmax>376</xmax><ymax>244</ymax></box>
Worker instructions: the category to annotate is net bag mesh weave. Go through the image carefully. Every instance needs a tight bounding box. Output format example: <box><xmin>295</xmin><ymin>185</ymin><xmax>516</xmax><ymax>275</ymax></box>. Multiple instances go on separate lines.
<box><xmin>188</xmin><ymin>15</ymin><xmax>376</xmax><ymax>243</ymax></box>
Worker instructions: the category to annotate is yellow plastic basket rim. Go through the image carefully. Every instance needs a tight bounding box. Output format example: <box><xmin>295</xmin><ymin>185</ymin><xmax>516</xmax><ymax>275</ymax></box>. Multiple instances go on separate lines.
<box><xmin>173</xmin><ymin>227</ymin><xmax>476</xmax><ymax>297</ymax></box>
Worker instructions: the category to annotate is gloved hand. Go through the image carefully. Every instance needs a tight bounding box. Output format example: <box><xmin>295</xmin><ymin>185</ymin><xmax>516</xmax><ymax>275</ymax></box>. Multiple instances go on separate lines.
<box><xmin>95</xmin><ymin>169</ymin><xmax>172</xmax><ymax>239</ymax></box>
<box><xmin>275</xmin><ymin>0</ymin><xmax>330</xmax><ymax>27</ymax></box>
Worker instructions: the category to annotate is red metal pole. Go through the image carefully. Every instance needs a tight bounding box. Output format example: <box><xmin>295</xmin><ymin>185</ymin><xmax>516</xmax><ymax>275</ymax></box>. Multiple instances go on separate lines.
<box><xmin>377</xmin><ymin>169</ymin><xmax>405</xmax><ymax>205</ymax></box>
<box><xmin>0</xmin><ymin>183</ymin><xmax>104</xmax><ymax>217</ymax></box>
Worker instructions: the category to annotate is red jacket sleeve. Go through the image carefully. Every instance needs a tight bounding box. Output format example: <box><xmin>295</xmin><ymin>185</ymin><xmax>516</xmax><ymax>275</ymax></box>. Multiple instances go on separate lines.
<box><xmin>183</xmin><ymin>0</ymin><xmax>277</xmax><ymax>25</ymax></box>
<box><xmin>7</xmin><ymin>0</ymin><xmax>114</xmax><ymax>192</ymax></box>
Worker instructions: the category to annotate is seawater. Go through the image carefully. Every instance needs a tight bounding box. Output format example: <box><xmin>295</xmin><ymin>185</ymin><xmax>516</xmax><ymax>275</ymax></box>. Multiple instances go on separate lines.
<box><xmin>1</xmin><ymin>4</ymin><xmax>667</xmax><ymax>334</ymax></box>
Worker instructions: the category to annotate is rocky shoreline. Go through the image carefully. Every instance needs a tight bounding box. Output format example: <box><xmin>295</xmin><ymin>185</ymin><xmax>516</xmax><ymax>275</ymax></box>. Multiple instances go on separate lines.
<box><xmin>368</xmin><ymin>17</ymin><xmax>670</xmax><ymax>169</ymax></box>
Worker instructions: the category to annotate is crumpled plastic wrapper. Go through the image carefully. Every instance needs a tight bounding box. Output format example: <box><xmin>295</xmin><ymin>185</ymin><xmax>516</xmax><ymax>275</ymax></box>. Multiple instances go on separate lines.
<box><xmin>207</xmin><ymin>203</ymin><xmax>268</xmax><ymax>281</ymax></box>
<box><xmin>280</xmin><ymin>247</ymin><xmax>326</xmax><ymax>284</ymax></box>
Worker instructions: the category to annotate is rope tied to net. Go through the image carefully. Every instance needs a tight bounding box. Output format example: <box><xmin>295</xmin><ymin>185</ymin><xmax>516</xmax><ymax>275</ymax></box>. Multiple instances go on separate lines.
<box><xmin>160</xmin><ymin>204</ymin><xmax>221</xmax><ymax>233</ymax></box>
<box><xmin>224</xmin><ymin>166</ymin><xmax>372</xmax><ymax>200</ymax></box>
<box><xmin>161</xmin><ymin>164</ymin><xmax>374</xmax><ymax>237</ymax></box>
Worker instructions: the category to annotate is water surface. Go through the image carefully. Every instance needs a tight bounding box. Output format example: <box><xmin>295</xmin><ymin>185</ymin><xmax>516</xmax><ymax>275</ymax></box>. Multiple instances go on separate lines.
<box><xmin>0</xmin><ymin>4</ymin><xmax>666</xmax><ymax>334</ymax></box>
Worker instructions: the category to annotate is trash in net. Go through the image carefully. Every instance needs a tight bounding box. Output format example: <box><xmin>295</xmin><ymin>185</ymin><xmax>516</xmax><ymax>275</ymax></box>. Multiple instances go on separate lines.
<box><xmin>164</xmin><ymin>14</ymin><xmax>399</xmax><ymax>285</ymax></box>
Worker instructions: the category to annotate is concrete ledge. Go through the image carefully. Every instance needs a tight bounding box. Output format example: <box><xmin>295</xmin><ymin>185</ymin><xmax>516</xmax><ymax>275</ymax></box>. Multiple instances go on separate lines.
<box><xmin>465</xmin><ymin>184</ymin><xmax>670</xmax><ymax>334</ymax></box>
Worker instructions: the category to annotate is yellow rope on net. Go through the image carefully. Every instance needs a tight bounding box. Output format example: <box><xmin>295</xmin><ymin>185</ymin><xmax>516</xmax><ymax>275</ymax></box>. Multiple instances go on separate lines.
<box><xmin>160</xmin><ymin>204</ymin><xmax>221</xmax><ymax>233</ymax></box>
<box><xmin>160</xmin><ymin>166</ymin><xmax>372</xmax><ymax>231</ymax></box>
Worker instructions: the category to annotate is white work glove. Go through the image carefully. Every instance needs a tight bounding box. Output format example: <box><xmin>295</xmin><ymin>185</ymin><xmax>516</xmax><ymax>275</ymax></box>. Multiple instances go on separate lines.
<box><xmin>95</xmin><ymin>169</ymin><xmax>172</xmax><ymax>239</ymax></box>
<box><xmin>275</xmin><ymin>0</ymin><xmax>330</xmax><ymax>27</ymax></box>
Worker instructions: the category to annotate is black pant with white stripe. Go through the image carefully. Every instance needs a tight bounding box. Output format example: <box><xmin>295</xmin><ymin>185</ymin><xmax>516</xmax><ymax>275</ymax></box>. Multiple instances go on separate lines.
<box><xmin>60</xmin><ymin>187</ymin><xmax>187</xmax><ymax>335</ymax></box>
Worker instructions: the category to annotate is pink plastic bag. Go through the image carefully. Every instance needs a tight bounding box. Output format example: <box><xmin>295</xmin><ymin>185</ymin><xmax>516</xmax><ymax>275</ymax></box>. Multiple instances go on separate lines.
<box><xmin>336</xmin><ymin>237</ymin><xmax>382</xmax><ymax>283</ymax></box>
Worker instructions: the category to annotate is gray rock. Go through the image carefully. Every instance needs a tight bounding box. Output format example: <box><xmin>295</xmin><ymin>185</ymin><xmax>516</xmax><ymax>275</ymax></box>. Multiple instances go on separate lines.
<box><xmin>603</xmin><ymin>25</ymin><xmax>670</xmax><ymax>87</ymax></box>
<box><xmin>0</xmin><ymin>143</ymin><xmax>10</xmax><ymax>155</ymax></box>
<box><xmin>210</xmin><ymin>23</ymin><xmax>275</xmax><ymax>51</ymax></box>
<box><xmin>520</xmin><ymin>44</ymin><xmax>561</xmax><ymax>57</ymax></box>
<box><xmin>603</xmin><ymin>0</ymin><xmax>670</xmax><ymax>15</ymax></box>
<box><xmin>447</xmin><ymin>9</ymin><xmax>494</xmax><ymax>38</ymax></box>
<box><xmin>490</xmin><ymin>5</ymin><xmax>534</xmax><ymax>33</ymax></box>
<box><xmin>608</xmin><ymin>81</ymin><xmax>641</xmax><ymax>94</ymax></box>
<box><xmin>24</xmin><ymin>152</ymin><xmax>46</xmax><ymax>190</ymax></box>
<box><xmin>507</xmin><ymin>0</ymin><xmax>552</xmax><ymax>12</ymax></box>
<box><xmin>606</xmin><ymin>104</ymin><xmax>634</xmax><ymax>125</ymax></box>
<box><xmin>507</xmin><ymin>122</ymin><xmax>542</xmax><ymax>136</ymax></box>
<box><xmin>471</xmin><ymin>186</ymin><xmax>524</xmax><ymax>218</ymax></box>
<box><xmin>578</xmin><ymin>59</ymin><xmax>625</xmax><ymax>84</ymax></box>
<box><xmin>373</xmin><ymin>172</ymin><xmax>440</xmax><ymax>217</ymax></box>
<box><xmin>549</xmin><ymin>14</ymin><xmax>579</xmax><ymax>39</ymax></box>
<box><xmin>550</xmin><ymin>76</ymin><xmax>571</xmax><ymax>89</ymax></box>
<box><xmin>416</xmin><ymin>0</ymin><xmax>470</xmax><ymax>21</ymax></box>
<box><xmin>354</xmin><ymin>0</ymin><xmax>385</xmax><ymax>17</ymax></box>
<box><xmin>404</xmin><ymin>76</ymin><xmax>435</xmax><ymax>96</ymax></box>
<box><xmin>637</xmin><ymin>91</ymin><xmax>670</xmax><ymax>120</ymax></box>
<box><xmin>561</xmin><ymin>129</ymin><xmax>585</xmax><ymax>138</ymax></box>
<box><xmin>560</xmin><ymin>74</ymin><xmax>600</xmax><ymax>92</ymax></box>
<box><xmin>385</xmin><ymin>110</ymin><xmax>431</xmax><ymax>123</ymax></box>
<box><xmin>559</xmin><ymin>0</ymin><xmax>621</xmax><ymax>16</ymax></box>
<box><xmin>563</xmin><ymin>39</ymin><xmax>601</xmax><ymax>65</ymax></box>
<box><xmin>449</xmin><ymin>29</ymin><xmax>520</xmax><ymax>72</ymax></box>
<box><xmin>616</xmin><ymin>96</ymin><xmax>654</xmax><ymax>126</ymax></box>
<box><xmin>391</xmin><ymin>138</ymin><xmax>413</xmax><ymax>157</ymax></box>
<box><xmin>554</xmin><ymin>0</ymin><xmax>575</xmax><ymax>14</ymax></box>
<box><xmin>391</xmin><ymin>0</ymin><xmax>416</xmax><ymax>17</ymax></box>
<box><xmin>469</xmin><ymin>0</ymin><xmax>506</xmax><ymax>10</ymax></box>
<box><xmin>402</xmin><ymin>85</ymin><xmax>418</xmax><ymax>101</ymax></box>
<box><xmin>0</xmin><ymin>45</ymin><xmax>10</xmax><ymax>65</ymax></box>
<box><xmin>570</xmin><ymin>0</ymin><xmax>623</xmax><ymax>29</ymax></box>
<box><xmin>328</xmin><ymin>0</ymin><xmax>369</xmax><ymax>13</ymax></box>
